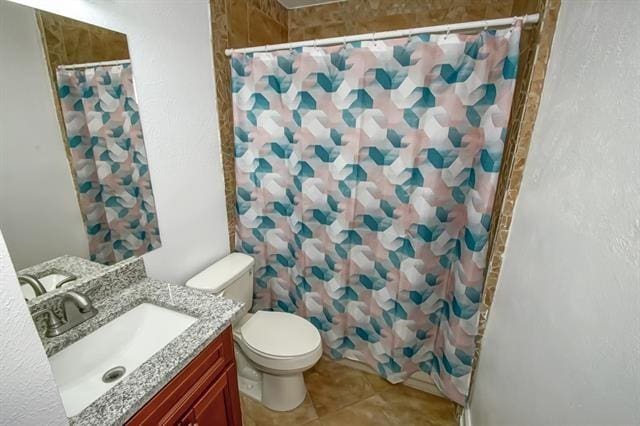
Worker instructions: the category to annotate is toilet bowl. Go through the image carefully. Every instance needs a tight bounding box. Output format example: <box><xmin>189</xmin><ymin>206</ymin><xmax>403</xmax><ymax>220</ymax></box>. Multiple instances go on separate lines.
<box><xmin>186</xmin><ymin>253</ymin><xmax>322</xmax><ymax>411</ymax></box>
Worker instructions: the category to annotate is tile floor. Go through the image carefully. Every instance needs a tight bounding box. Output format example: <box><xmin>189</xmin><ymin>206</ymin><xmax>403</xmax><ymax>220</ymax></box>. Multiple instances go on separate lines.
<box><xmin>240</xmin><ymin>357</ymin><xmax>458</xmax><ymax>426</ymax></box>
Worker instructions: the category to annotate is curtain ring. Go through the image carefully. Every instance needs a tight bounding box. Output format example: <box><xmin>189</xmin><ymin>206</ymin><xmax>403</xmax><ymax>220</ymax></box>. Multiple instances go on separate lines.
<box><xmin>343</xmin><ymin>36</ymin><xmax>347</xmax><ymax>49</ymax></box>
<box><xmin>483</xmin><ymin>20</ymin><xmax>488</xmax><ymax>30</ymax></box>
<box><xmin>264</xmin><ymin>44</ymin><xmax>269</xmax><ymax>52</ymax></box>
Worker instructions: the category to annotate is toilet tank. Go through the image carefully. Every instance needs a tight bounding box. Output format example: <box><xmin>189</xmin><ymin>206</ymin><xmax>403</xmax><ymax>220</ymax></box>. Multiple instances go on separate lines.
<box><xmin>185</xmin><ymin>253</ymin><xmax>255</xmax><ymax>318</ymax></box>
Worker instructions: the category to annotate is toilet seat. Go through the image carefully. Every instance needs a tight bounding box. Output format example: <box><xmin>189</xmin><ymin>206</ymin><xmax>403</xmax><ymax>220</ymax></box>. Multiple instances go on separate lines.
<box><xmin>235</xmin><ymin>311</ymin><xmax>323</xmax><ymax>373</ymax></box>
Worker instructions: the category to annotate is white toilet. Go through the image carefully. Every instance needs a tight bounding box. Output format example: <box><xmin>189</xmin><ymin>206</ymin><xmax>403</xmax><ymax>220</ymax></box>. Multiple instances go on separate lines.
<box><xmin>186</xmin><ymin>253</ymin><xmax>322</xmax><ymax>411</ymax></box>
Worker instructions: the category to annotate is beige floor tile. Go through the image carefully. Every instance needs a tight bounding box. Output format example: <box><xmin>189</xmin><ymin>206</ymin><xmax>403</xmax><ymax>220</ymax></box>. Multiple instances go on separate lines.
<box><xmin>304</xmin><ymin>357</ymin><xmax>376</xmax><ymax>416</ymax></box>
<box><xmin>379</xmin><ymin>385</ymin><xmax>457</xmax><ymax>426</ymax></box>
<box><xmin>363</xmin><ymin>371</ymin><xmax>399</xmax><ymax>393</ymax></box>
<box><xmin>318</xmin><ymin>394</ymin><xmax>392</xmax><ymax>426</ymax></box>
<box><xmin>237</xmin><ymin>357</ymin><xmax>456</xmax><ymax>426</ymax></box>
<box><xmin>241</xmin><ymin>413</ymin><xmax>257</xmax><ymax>426</ymax></box>
<box><xmin>240</xmin><ymin>393</ymin><xmax>319</xmax><ymax>426</ymax></box>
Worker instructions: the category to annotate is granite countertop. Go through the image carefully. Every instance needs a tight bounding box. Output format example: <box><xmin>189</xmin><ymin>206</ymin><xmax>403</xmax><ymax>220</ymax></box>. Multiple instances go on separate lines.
<box><xmin>31</xmin><ymin>258</ymin><xmax>243</xmax><ymax>426</ymax></box>
<box><xmin>18</xmin><ymin>255</ymin><xmax>107</xmax><ymax>280</ymax></box>
<box><xmin>68</xmin><ymin>279</ymin><xmax>242</xmax><ymax>425</ymax></box>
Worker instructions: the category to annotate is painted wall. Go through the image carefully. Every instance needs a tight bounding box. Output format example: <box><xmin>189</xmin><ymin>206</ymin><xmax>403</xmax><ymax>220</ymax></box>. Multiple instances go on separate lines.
<box><xmin>9</xmin><ymin>0</ymin><xmax>231</xmax><ymax>284</ymax></box>
<box><xmin>0</xmin><ymin>1</ymin><xmax>89</xmax><ymax>271</ymax></box>
<box><xmin>0</xmin><ymin>228</ymin><xmax>67</xmax><ymax>424</ymax></box>
<box><xmin>468</xmin><ymin>1</ymin><xmax>640</xmax><ymax>424</ymax></box>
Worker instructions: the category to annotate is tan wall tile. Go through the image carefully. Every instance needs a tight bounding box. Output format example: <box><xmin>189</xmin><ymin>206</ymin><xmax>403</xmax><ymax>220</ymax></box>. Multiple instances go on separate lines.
<box><xmin>250</xmin><ymin>0</ymin><xmax>288</xmax><ymax>26</ymax></box>
<box><xmin>248</xmin><ymin>8</ymin><xmax>288</xmax><ymax>47</ymax></box>
<box><xmin>229</xmin><ymin>0</ymin><xmax>249</xmax><ymax>48</ymax></box>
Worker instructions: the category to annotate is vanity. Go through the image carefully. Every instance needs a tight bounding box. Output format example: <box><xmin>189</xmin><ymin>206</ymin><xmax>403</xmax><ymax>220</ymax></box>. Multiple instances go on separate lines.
<box><xmin>126</xmin><ymin>327</ymin><xmax>240</xmax><ymax>426</ymax></box>
<box><xmin>28</xmin><ymin>257</ymin><xmax>244</xmax><ymax>425</ymax></box>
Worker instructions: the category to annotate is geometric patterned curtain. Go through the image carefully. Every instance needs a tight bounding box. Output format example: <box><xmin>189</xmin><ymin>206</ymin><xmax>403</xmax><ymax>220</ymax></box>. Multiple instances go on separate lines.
<box><xmin>56</xmin><ymin>64</ymin><xmax>161</xmax><ymax>265</ymax></box>
<box><xmin>232</xmin><ymin>24</ymin><xmax>521</xmax><ymax>404</ymax></box>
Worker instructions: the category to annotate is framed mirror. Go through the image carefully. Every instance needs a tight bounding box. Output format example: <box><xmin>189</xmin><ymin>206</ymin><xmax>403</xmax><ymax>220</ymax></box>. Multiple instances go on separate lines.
<box><xmin>0</xmin><ymin>5</ymin><xmax>161</xmax><ymax>301</ymax></box>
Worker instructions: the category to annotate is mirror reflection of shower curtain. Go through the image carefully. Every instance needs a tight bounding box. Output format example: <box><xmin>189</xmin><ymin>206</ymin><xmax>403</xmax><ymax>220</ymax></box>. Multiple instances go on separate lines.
<box><xmin>232</xmin><ymin>23</ymin><xmax>521</xmax><ymax>405</ymax></box>
<box><xmin>56</xmin><ymin>63</ymin><xmax>161</xmax><ymax>264</ymax></box>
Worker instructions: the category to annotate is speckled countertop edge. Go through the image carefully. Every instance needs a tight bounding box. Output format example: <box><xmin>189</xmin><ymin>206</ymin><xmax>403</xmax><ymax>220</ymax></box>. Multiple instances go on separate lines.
<box><xmin>18</xmin><ymin>255</ymin><xmax>107</xmax><ymax>280</ymax></box>
<box><xmin>27</xmin><ymin>257</ymin><xmax>140</xmax><ymax>310</ymax></box>
<box><xmin>50</xmin><ymin>278</ymin><xmax>243</xmax><ymax>425</ymax></box>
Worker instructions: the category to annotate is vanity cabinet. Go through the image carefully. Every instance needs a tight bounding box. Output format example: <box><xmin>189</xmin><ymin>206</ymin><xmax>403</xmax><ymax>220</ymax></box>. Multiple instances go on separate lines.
<box><xmin>126</xmin><ymin>326</ymin><xmax>242</xmax><ymax>426</ymax></box>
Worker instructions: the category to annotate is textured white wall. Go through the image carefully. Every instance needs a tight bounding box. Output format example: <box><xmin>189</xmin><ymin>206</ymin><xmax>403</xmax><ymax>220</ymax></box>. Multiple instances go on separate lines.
<box><xmin>7</xmin><ymin>0</ymin><xmax>231</xmax><ymax>284</ymax></box>
<box><xmin>0</xmin><ymin>2</ymin><xmax>89</xmax><ymax>271</ymax></box>
<box><xmin>468</xmin><ymin>1</ymin><xmax>640</xmax><ymax>425</ymax></box>
<box><xmin>0</xmin><ymin>229</ymin><xmax>67</xmax><ymax>425</ymax></box>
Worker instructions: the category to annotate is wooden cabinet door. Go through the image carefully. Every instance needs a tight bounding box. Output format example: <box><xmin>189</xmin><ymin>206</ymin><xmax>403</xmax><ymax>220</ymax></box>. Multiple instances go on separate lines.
<box><xmin>126</xmin><ymin>328</ymin><xmax>236</xmax><ymax>426</ymax></box>
<box><xmin>191</xmin><ymin>365</ymin><xmax>242</xmax><ymax>426</ymax></box>
<box><xmin>177</xmin><ymin>409</ymin><xmax>196</xmax><ymax>426</ymax></box>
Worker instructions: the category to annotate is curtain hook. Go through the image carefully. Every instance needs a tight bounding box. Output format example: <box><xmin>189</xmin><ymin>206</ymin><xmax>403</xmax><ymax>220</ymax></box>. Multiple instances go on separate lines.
<box><xmin>264</xmin><ymin>44</ymin><xmax>269</xmax><ymax>52</ymax></box>
<box><xmin>313</xmin><ymin>39</ymin><xmax>318</xmax><ymax>51</ymax></box>
<box><xmin>484</xmin><ymin>20</ymin><xmax>488</xmax><ymax>31</ymax></box>
<box><xmin>343</xmin><ymin>36</ymin><xmax>347</xmax><ymax>49</ymax></box>
<box><xmin>445</xmin><ymin>26</ymin><xmax>450</xmax><ymax>39</ymax></box>
<box><xmin>371</xmin><ymin>32</ymin><xmax>376</xmax><ymax>45</ymax></box>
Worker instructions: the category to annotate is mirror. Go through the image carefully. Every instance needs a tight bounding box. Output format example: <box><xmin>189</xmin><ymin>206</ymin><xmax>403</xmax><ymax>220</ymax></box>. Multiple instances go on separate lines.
<box><xmin>0</xmin><ymin>3</ymin><xmax>161</xmax><ymax>300</ymax></box>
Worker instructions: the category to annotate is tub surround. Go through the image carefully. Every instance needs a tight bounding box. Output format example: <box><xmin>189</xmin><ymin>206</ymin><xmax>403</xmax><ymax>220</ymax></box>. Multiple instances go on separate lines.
<box><xmin>27</xmin><ymin>257</ymin><xmax>243</xmax><ymax>425</ymax></box>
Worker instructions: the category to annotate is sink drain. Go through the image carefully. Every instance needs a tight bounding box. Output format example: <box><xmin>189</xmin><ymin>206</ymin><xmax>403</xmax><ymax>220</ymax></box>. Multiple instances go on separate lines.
<box><xmin>102</xmin><ymin>366</ymin><xmax>126</xmax><ymax>383</ymax></box>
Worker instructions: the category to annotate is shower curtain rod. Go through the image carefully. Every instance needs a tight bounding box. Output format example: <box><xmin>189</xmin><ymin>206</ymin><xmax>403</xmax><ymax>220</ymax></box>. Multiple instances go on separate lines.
<box><xmin>57</xmin><ymin>59</ymin><xmax>131</xmax><ymax>70</ymax></box>
<box><xmin>225</xmin><ymin>13</ymin><xmax>539</xmax><ymax>56</ymax></box>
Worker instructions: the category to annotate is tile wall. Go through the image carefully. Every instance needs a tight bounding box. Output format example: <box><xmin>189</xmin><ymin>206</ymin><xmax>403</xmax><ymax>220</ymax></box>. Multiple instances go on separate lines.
<box><xmin>38</xmin><ymin>12</ymin><xmax>129</xmax><ymax>76</ymax></box>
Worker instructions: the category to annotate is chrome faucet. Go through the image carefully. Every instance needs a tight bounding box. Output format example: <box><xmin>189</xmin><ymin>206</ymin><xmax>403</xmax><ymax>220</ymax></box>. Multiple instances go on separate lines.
<box><xmin>18</xmin><ymin>274</ymin><xmax>46</xmax><ymax>297</ymax></box>
<box><xmin>31</xmin><ymin>290</ymin><xmax>98</xmax><ymax>337</ymax></box>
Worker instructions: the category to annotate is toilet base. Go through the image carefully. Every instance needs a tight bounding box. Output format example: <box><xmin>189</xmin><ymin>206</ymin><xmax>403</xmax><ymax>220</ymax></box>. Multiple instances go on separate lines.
<box><xmin>261</xmin><ymin>372</ymin><xmax>307</xmax><ymax>412</ymax></box>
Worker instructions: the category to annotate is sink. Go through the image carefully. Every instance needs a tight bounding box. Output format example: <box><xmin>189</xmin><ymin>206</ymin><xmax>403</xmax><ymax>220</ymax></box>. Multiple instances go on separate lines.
<box><xmin>48</xmin><ymin>303</ymin><xmax>197</xmax><ymax>417</ymax></box>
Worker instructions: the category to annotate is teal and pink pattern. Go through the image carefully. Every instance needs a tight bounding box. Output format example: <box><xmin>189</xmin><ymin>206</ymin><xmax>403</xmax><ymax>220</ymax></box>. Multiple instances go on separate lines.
<box><xmin>57</xmin><ymin>64</ymin><xmax>161</xmax><ymax>265</ymax></box>
<box><xmin>231</xmin><ymin>24</ymin><xmax>521</xmax><ymax>404</ymax></box>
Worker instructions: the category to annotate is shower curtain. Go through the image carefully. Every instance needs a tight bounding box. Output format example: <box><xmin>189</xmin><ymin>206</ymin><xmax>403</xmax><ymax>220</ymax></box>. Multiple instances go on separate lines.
<box><xmin>231</xmin><ymin>24</ymin><xmax>521</xmax><ymax>404</ymax></box>
<box><xmin>56</xmin><ymin>63</ymin><xmax>161</xmax><ymax>265</ymax></box>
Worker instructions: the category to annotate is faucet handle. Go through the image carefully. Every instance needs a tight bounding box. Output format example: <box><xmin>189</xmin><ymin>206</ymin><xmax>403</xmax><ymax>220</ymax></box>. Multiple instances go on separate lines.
<box><xmin>32</xmin><ymin>308</ymin><xmax>64</xmax><ymax>329</ymax></box>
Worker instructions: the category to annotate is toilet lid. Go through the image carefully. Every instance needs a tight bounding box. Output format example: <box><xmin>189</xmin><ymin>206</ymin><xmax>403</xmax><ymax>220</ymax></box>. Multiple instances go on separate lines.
<box><xmin>240</xmin><ymin>311</ymin><xmax>321</xmax><ymax>358</ymax></box>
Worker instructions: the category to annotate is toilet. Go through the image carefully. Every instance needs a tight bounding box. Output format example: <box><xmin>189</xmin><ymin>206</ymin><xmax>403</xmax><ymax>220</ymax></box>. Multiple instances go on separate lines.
<box><xmin>186</xmin><ymin>253</ymin><xmax>322</xmax><ymax>411</ymax></box>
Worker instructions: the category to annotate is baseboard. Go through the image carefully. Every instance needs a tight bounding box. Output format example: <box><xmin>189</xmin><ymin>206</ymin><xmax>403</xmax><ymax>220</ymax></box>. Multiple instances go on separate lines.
<box><xmin>334</xmin><ymin>357</ymin><xmax>446</xmax><ymax>398</ymax></box>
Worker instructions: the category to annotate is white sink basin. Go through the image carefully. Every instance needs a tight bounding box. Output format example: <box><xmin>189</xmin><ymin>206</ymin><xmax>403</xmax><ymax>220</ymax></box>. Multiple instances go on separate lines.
<box><xmin>49</xmin><ymin>303</ymin><xmax>197</xmax><ymax>417</ymax></box>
